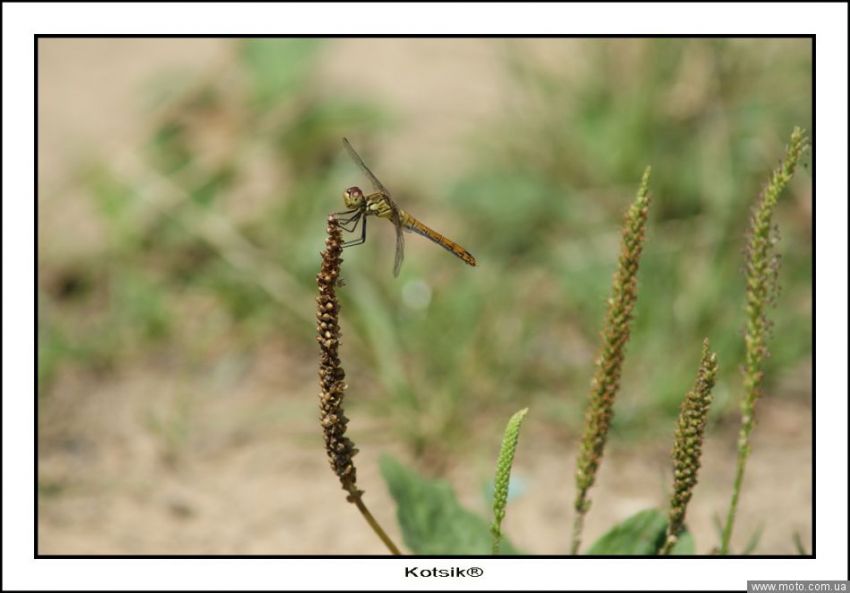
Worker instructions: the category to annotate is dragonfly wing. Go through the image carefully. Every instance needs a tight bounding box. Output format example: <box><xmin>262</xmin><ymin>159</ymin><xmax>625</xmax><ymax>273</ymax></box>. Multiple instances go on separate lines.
<box><xmin>342</xmin><ymin>138</ymin><xmax>389</xmax><ymax>195</ymax></box>
<box><xmin>391</xmin><ymin>207</ymin><xmax>405</xmax><ymax>277</ymax></box>
<box><xmin>341</xmin><ymin>138</ymin><xmax>407</xmax><ymax>276</ymax></box>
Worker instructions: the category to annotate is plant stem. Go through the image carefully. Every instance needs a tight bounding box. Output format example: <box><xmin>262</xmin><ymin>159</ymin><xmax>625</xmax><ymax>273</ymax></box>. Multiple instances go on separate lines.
<box><xmin>346</xmin><ymin>485</ymin><xmax>402</xmax><ymax>555</ymax></box>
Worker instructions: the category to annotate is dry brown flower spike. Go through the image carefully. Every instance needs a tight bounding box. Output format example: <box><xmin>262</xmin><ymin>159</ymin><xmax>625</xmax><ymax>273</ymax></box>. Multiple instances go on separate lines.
<box><xmin>315</xmin><ymin>215</ymin><xmax>401</xmax><ymax>555</ymax></box>
<box><xmin>317</xmin><ymin>216</ymin><xmax>361</xmax><ymax>500</ymax></box>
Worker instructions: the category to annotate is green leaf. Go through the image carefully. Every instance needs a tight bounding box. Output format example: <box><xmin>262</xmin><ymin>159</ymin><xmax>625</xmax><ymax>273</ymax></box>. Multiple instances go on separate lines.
<box><xmin>587</xmin><ymin>508</ymin><xmax>680</xmax><ymax>555</ymax></box>
<box><xmin>380</xmin><ymin>455</ymin><xmax>520</xmax><ymax>555</ymax></box>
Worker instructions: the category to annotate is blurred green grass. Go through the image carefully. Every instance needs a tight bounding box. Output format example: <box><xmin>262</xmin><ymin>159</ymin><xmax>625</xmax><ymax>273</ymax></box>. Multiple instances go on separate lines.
<box><xmin>38</xmin><ymin>38</ymin><xmax>811</xmax><ymax>456</ymax></box>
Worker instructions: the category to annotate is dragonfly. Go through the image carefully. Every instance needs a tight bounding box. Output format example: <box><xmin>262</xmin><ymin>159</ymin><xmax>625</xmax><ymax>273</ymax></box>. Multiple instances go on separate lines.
<box><xmin>336</xmin><ymin>138</ymin><xmax>477</xmax><ymax>277</ymax></box>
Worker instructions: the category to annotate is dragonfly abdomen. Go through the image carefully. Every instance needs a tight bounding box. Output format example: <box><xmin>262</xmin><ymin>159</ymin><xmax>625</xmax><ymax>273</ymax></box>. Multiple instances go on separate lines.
<box><xmin>400</xmin><ymin>212</ymin><xmax>477</xmax><ymax>267</ymax></box>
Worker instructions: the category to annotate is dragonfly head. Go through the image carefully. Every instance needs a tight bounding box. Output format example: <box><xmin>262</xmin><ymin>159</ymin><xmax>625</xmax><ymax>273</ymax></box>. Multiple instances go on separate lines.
<box><xmin>343</xmin><ymin>186</ymin><xmax>365</xmax><ymax>209</ymax></box>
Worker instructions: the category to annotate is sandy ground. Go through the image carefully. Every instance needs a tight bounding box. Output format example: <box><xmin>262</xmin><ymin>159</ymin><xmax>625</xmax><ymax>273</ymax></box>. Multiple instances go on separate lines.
<box><xmin>37</xmin><ymin>38</ymin><xmax>811</xmax><ymax>556</ymax></box>
<box><xmin>37</xmin><ymin>340</ymin><xmax>811</xmax><ymax>555</ymax></box>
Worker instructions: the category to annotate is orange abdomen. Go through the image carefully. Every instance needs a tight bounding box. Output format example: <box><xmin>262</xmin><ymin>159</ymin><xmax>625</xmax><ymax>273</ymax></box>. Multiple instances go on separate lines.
<box><xmin>400</xmin><ymin>212</ymin><xmax>477</xmax><ymax>267</ymax></box>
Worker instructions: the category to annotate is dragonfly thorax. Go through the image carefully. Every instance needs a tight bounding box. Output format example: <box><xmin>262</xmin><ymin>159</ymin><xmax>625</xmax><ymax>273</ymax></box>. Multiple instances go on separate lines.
<box><xmin>343</xmin><ymin>186</ymin><xmax>365</xmax><ymax>209</ymax></box>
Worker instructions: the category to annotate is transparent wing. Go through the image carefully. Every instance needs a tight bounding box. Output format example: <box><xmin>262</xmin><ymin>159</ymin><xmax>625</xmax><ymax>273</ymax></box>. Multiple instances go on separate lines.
<box><xmin>391</xmin><ymin>207</ymin><xmax>405</xmax><ymax>277</ymax></box>
<box><xmin>342</xmin><ymin>138</ymin><xmax>389</xmax><ymax>195</ymax></box>
<box><xmin>342</xmin><ymin>138</ymin><xmax>405</xmax><ymax>276</ymax></box>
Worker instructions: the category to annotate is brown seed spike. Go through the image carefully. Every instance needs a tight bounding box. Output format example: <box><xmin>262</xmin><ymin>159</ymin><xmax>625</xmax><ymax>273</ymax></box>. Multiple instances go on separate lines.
<box><xmin>317</xmin><ymin>215</ymin><xmax>360</xmax><ymax>496</ymax></box>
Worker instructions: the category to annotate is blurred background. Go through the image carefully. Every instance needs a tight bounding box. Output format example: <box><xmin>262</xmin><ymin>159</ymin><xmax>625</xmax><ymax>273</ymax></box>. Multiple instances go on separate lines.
<box><xmin>37</xmin><ymin>38</ymin><xmax>811</xmax><ymax>555</ymax></box>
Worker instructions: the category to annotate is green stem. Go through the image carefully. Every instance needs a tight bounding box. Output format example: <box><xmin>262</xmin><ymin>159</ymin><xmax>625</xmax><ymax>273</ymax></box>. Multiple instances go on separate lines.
<box><xmin>720</xmin><ymin>433</ymin><xmax>750</xmax><ymax>553</ymax></box>
<box><xmin>570</xmin><ymin>509</ymin><xmax>586</xmax><ymax>555</ymax></box>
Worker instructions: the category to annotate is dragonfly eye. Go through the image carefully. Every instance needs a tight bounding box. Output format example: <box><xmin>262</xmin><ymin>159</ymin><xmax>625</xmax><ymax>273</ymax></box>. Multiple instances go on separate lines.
<box><xmin>344</xmin><ymin>186</ymin><xmax>364</xmax><ymax>207</ymax></box>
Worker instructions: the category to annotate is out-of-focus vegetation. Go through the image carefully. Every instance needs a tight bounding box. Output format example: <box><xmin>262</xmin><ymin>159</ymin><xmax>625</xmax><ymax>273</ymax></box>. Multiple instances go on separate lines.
<box><xmin>38</xmin><ymin>39</ymin><xmax>811</xmax><ymax>462</ymax></box>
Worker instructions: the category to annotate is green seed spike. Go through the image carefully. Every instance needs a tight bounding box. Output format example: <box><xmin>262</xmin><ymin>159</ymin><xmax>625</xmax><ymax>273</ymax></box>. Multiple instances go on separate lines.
<box><xmin>661</xmin><ymin>339</ymin><xmax>718</xmax><ymax>555</ymax></box>
<box><xmin>491</xmin><ymin>408</ymin><xmax>529</xmax><ymax>555</ymax></box>
<box><xmin>720</xmin><ymin>127</ymin><xmax>808</xmax><ymax>554</ymax></box>
<box><xmin>572</xmin><ymin>166</ymin><xmax>652</xmax><ymax>554</ymax></box>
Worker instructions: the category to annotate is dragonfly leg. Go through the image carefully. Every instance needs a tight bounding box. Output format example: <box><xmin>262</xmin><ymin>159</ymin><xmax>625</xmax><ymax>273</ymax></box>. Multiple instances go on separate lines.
<box><xmin>338</xmin><ymin>215</ymin><xmax>362</xmax><ymax>233</ymax></box>
<box><xmin>335</xmin><ymin>210</ymin><xmax>363</xmax><ymax>233</ymax></box>
<box><xmin>333</xmin><ymin>208</ymin><xmax>361</xmax><ymax>227</ymax></box>
<box><xmin>342</xmin><ymin>214</ymin><xmax>367</xmax><ymax>248</ymax></box>
<box><xmin>339</xmin><ymin>215</ymin><xmax>363</xmax><ymax>233</ymax></box>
